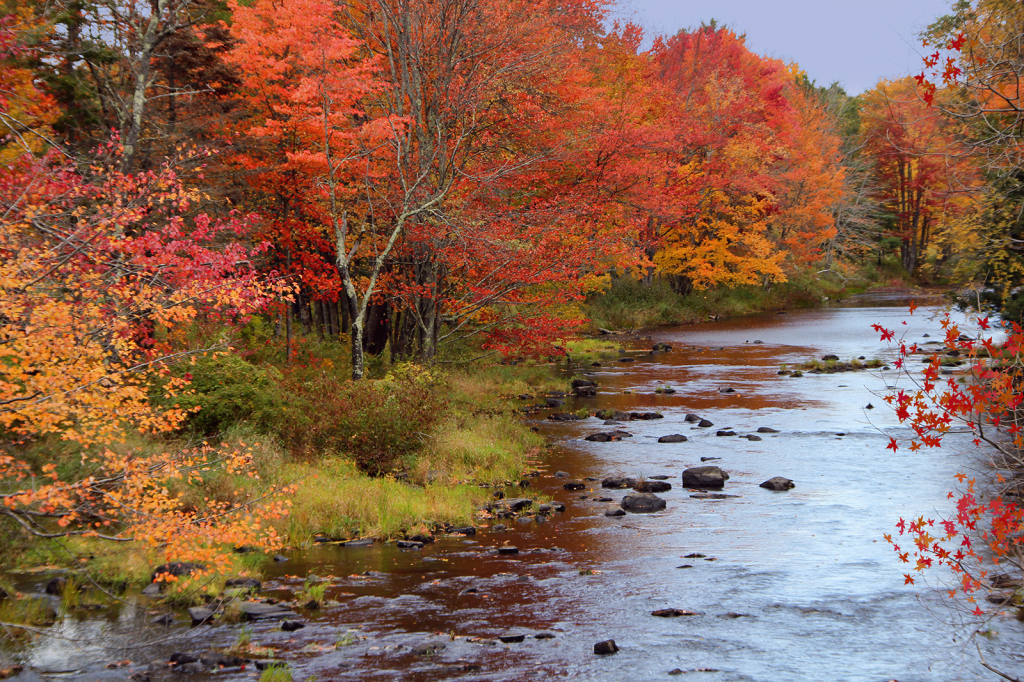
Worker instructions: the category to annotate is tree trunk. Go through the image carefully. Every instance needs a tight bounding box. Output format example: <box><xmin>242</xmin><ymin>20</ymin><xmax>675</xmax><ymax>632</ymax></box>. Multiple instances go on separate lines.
<box><xmin>343</xmin><ymin>291</ymin><xmax>365</xmax><ymax>379</ymax></box>
<box><xmin>314</xmin><ymin>299</ymin><xmax>324</xmax><ymax>341</ymax></box>
<box><xmin>364</xmin><ymin>300</ymin><xmax>390</xmax><ymax>356</ymax></box>
<box><xmin>122</xmin><ymin>0</ymin><xmax>170</xmax><ymax>171</ymax></box>
<box><xmin>415</xmin><ymin>255</ymin><xmax>439</xmax><ymax>361</ymax></box>
<box><xmin>328</xmin><ymin>299</ymin><xmax>340</xmax><ymax>337</ymax></box>
<box><xmin>285</xmin><ymin>306</ymin><xmax>292</xmax><ymax>364</ymax></box>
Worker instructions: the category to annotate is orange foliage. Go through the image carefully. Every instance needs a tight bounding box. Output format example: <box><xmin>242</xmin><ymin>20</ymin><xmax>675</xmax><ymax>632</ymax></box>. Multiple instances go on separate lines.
<box><xmin>645</xmin><ymin>26</ymin><xmax>844</xmax><ymax>291</ymax></box>
<box><xmin>0</xmin><ymin>144</ymin><xmax>292</xmax><ymax>564</ymax></box>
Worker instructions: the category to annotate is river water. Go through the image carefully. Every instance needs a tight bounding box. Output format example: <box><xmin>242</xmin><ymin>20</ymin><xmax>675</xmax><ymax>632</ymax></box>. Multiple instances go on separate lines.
<box><xmin>7</xmin><ymin>298</ymin><xmax>1024</xmax><ymax>681</ymax></box>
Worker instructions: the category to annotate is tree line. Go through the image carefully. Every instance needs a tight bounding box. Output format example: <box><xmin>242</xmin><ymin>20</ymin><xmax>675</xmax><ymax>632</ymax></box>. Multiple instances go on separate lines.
<box><xmin>4</xmin><ymin>0</ymin><xmax>958</xmax><ymax>380</ymax></box>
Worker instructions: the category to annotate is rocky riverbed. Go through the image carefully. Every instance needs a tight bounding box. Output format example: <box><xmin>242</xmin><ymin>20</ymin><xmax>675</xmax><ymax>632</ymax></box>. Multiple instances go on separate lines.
<box><xmin>4</xmin><ymin>297</ymin><xmax>1023</xmax><ymax>682</ymax></box>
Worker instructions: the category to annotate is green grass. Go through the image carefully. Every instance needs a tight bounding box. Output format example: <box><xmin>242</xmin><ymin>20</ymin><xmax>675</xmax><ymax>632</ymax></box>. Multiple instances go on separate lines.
<box><xmin>0</xmin><ymin>595</ymin><xmax>56</xmax><ymax>627</ymax></box>
<box><xmin>563</xmin><ymin>338</ymin><xmax>624</xmax><ymax>365</ymax></box>
<box><xmin>297</xmin><ymin>576</ymin><xmax>327</xmax><ymax>606</ymax></box>
<box><xmin>582</xmin><ymin>265</ymin><xmax>901</xmax><ymax>331</ymax></box>
<box><xmin>1</xmin><ymin>318</ymin><xmax>564</xmax><ymax>587</ymax></box>
<box><xmin>796</xmin><ymin>357</ymin><xmax>884</xmax><ymax>372</ymax></box>
<box><xmin>258</xmin><ymin>665</ymin><xmax>293</xmax><ymax>682</ymax></box>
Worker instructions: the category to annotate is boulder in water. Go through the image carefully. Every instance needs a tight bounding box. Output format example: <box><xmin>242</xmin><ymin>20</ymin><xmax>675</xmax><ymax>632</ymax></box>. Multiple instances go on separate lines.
<box><xmin>620</xmin><ymin>493</ymin><xmax>667</xmax><ymax>513</ymax></box>
<box><xmin>682</xmin><ymin>466</ymin><xmax>729</xmax><ymax>489</ymax></box>
<box><xmin>658</xmin><ymin>434</ymin><xmax>688</xmax><ymax>443</ymax></box>
<box><xmin>759</xmin><ymin>477</ymin><xmax>794</xmax><ymax>491</ymax></box>
<box><xmin>633</xmin><ymin>480</ymin><xmax>672</xmax><ymax>493</ymax></box>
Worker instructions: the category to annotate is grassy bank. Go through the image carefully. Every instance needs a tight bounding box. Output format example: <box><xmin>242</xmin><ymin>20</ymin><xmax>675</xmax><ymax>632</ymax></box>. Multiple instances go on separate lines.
<box><xmin>586</xmin><ymin>262</ymin><xmax>912</xmax><ymax>330</ymax></box>
<box><xmin>0</xmin><ymin>336</ymin><xmax>570</xmax><ymax>590</ymax></box>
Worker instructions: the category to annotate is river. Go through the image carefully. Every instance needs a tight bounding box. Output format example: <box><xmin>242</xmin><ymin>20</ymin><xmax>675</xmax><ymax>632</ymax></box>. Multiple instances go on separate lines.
<box><xmin>7</xmin><ymin>298</ymin><xmax>1024</xmax><ymax>681</ymax></box>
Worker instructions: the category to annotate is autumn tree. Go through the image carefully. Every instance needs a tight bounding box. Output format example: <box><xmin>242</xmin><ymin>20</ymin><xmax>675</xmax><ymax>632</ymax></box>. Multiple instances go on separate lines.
<box><xmin>646</xmin><ymin>25</ymin><xmax>844</xmax><ymax>293</ymax></box>
<box><xmin>808</xmin><ymin>83</ymin><xmax>886</xmax><ymax>270</ymax></box>
<box><xmin>228</xmin><ymin>0</ymin><xmax>643</xmax><ymax>374</ymax></box>
<box><xmin>920</xmin><ymin>0</ymin><xmax>1024</xmax><ymax>175</ymax></box>
<box><xmin>916</xmin><ymin>1</ymin><xmax>1024</xmax><ymax>313</ymax></box>
<box><xmin>226</xmin><ymin>0</ymin><xmax>392</xmax><ymax>374</ymax></box>
<box><xmin>22</xmin><ymin>0</ymin><xmax>231</xmax><ymax>168</ymax></box>
<box><xmin>0</xmin><ymin>8</ymin><xmax>58</xmax><ymax>160</ymax></box>
<box><xmin>860</xmin><ymin>78</ymin><xmax>973</xmax><ymax>275</ymax></box>
<box><xmin>0</xmin><ymin>142</ymin><xmax>291</xmax><ymax>569</ymax></box>
<box><xmin>340</xmin><ymin>0</ymin><xmax>624</xmax><ymax>366</ymax></box>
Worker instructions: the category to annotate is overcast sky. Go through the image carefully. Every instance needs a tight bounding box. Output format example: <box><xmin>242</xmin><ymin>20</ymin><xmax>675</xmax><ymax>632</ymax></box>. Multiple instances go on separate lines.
<box><xmin>614</xmin><ymin>0</ymin><xmax>956</xmax><ymax>95</ymax></box>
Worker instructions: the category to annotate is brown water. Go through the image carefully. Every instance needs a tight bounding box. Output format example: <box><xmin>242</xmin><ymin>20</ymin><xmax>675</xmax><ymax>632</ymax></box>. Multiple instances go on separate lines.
<box><xmin>7</xmin><ymin>299</ymin><xmax>1024</xmax><ymax>681</ymax></box>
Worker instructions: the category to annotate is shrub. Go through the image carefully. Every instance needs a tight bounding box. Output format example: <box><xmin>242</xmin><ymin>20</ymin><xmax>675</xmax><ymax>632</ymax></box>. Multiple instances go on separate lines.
<box><xmin>171</xmin><ymin>355</ymin><xmax>289</xmax><ymax>435</ymax></box>
<box><xmin>279</xmin><ymin>365</ymin><xmax>448</xmax><ymax>475</ymax></box>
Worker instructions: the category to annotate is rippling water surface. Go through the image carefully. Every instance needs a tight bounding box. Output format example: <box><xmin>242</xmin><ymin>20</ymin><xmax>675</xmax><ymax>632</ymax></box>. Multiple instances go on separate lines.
<box><xmin>8</xmin><ymin>298</ymin><xmax>1024</xmax><ymax>681</ymax></box>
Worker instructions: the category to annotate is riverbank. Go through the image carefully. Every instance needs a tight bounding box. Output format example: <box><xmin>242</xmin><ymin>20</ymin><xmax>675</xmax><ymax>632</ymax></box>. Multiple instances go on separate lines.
<box><xmin>0</xmin><ymin>351</ymin><xmax>591</xmax><ymax>594</ymax></box>
<box><xmin>584</xmin><ymin>263</ymin><xmax>913</xmax><ymax>330</ymax></box>
<box><xmin>0</xmin><ymin>272</ymin><xmax>914</xmax><ymax>593</ymax></box>
<box><xmin>5</xmin><ymin>301</ymin><xmax>1017</xmax><ymax>682</ymax></box>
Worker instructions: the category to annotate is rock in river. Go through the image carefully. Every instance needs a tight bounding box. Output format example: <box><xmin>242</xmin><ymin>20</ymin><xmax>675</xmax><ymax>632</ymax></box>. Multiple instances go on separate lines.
<box><xmin>757</xmin><ymin>427</ymin><xmax>779</xmax><ymax>433</ymax></box>
<box><xmin>500</xmin><ymin>498</ymin><xmax>534</xmax><ymax>511</ymax></box>
<box><xmin>596</xmin><ymin>409</ymin><xmax>632</xmax><ymax>421</ymax></box>
<box><xmin>412</xmin><ymin>642</ymin><xmax>447</xmax><ymax>656</ymax></box>
<box><xmin>633</xmin><ymin>480</ymin><xmax>672</xmax><ymax>493</ymax></box>
<box><xmin>684</xmin><ymin>413</ymin><xmax>702</xmax><ymax>423</ymax></box>
<box><xmin>602</xmin><ymin>476</ymin><xmax>636</xmax><ymax>489</ymax></box>
<box><xmin>188</xmin><ymin>607</ymin><xmax>215</xmax><ymax>625</ymax></box>
<box><xmin>548</xmin><ymin>412</ymin><xmax>584</xmax><ymax>421</ymax></box>
<box><xmin>605</xmin><ymin>507</ymin><xmax>626</xmax><ymax>517</ymax></box>
<box><xmin>563</xmin><ymin>481</ymin><xmax>586</xmax><ymax>490</ymax></box>
<box><xmin>658</xmin><ymin>434</ymin><xmax>688</xmax><ymax>443</ymax></box>
<box><xmin>698</xmin><ymin>419</ymin><xmax>714</xmax><ymax>428</ymax></box>
<box><xmin>152</xmin><ymin>562</ymin><xmax>204</xmax><ymax>582</ymax></box>
<box><xmin>44</xmin><ymin>577</ymin><xmax>67</xmax><ymax>595</ymax></box>
<box><xmin>991</xmin><ymin>574</ymin><xmax>1023</xmax><ymax>589</ymax></box>
<box><xmin>760</xmin><ymin>477</ymin><xmax>795</xmax><ymax>491</ymax></box>
<box><xmin>682</xmin><ymin>466</ymin><xmax>729</xmax><ymax>489</ymax></box>
<box><xmin>594</xmin><ymin>640</ymin><xmax>619</xmax><ymax>655</ymax></box>
<box><xmin>585</xmin><ymin>432</ymin><xmax>620</xmax><ymax>442</ymax></box>
<box><xmin>238</xmin><ymin>602</ymin><xmax>297</xmax><ymax>621</ymax></box>
<box><xmin>652</xmin><ymin>609</ymin><xmax>700</xmax><ymax>617</ymax></box>
<box><xmin>343</xmin><ymin>538</ymin><xmax>373</xmax><ymax>548</ymax></box>
<box><xmin>620</xmin><ymin>493</ymin><xmax>667</xmax><ymax>513</ymax></box>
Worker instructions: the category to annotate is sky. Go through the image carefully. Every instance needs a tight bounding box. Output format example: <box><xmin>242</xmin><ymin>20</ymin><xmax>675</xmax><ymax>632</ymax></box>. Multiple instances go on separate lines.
<box><xmin>615</xmin><ymin>0</ymin><xmax>957</xmax><ymax>95</ymax></box>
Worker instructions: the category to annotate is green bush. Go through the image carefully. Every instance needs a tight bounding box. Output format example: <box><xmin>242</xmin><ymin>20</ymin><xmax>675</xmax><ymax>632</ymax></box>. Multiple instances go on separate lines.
<box><xmin>172</xmin><ymin>355</ymin><xmax>289</xmax><ymax>435</ymax></box>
